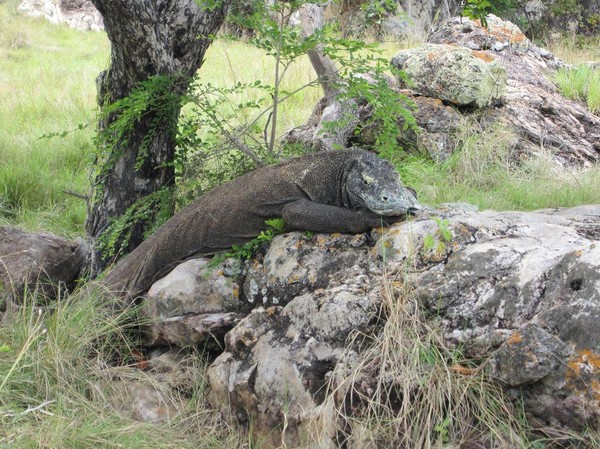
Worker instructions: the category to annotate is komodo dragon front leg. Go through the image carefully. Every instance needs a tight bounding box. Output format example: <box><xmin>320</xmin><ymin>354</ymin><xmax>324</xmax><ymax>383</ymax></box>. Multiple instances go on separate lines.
<box><xmin>281</xmin><ymin>199</ymin><xmax>405</xmax><ymax>234</ymax></box>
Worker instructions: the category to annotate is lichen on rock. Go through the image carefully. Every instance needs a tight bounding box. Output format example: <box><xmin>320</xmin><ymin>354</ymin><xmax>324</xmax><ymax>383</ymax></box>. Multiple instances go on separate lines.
<box><xmin>391</xmin><ymin>43</ymin><xmax>507</xmax><ymax>108</ymax></box>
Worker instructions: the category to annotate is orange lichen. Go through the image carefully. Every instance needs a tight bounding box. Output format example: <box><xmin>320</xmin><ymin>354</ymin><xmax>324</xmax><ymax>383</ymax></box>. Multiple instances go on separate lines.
<box><xmin>567</xmin><ymin>349</ymin><xmax>600</xmax><ymax>377</ymax></box>
<box><xmin>591</xmin><ymin>379</ymin><xmax>600</xmax><ymax>401</ymax></box>
<box><xmin>266</xmin><ymin>306</ymin><xmax>279</xmax><ymax>317</ymax></box>
<box><xmin>232</xmin><ymin>286</ymin><xmax>239</xmax><ymax>299</ymax></box>
<box><xmin>418</xmin><ymin>97</ymin><xmax>445</xmax><ymax>109</ymax></box>
<box><xmin>490</xmin><ymin>26</ymin><xmax>527</xmax><ymax>44</ymax></box>
<box><xmin>474</xmin><ymin>18</ymin><xmax>527</xmax><ymax>44</ymax></box>
<box><xmin>471</xmin><ymin>50</ymin><xmax>495</xmax><ymax>63</ymax></box>
<box><xmin>427</xmin><ymin>52</ymin><xmax>437</xmax><ymax>61</ymax></box>
<box><xmin>566</xmin><ymin>349</ymin><xmax>600</xmax><ymax>399</ymax></box>
<box><xmin>287</xmin><ymin>274</ymin><xmax>301</xmax><ymax>284</ymax></box>
<box><xmin>507</xmin><ymin>331</ymin><xmax>523</xmax><ymax>345</ymax></box>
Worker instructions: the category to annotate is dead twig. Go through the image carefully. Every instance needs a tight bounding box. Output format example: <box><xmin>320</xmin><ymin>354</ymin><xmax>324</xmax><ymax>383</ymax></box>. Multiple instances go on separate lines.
<box><xmin>1</xmin><ymin>400</ymin><xmax>55</xmax><ymax>417</ymax></box>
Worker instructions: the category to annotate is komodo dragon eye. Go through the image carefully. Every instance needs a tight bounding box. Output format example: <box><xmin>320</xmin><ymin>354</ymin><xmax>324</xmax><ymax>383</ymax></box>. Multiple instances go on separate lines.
<box><xmin>361</xmin><ymin>174</ymin><xmax>374</xmax><ymax>185</ymax></box>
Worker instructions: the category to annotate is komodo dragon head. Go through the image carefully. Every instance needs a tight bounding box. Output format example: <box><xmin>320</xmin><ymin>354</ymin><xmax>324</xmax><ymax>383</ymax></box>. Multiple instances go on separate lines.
<box><xmin>345</xmin><ymin>152</ymin><xmax>422</xmax><ymax>216</ymax></box>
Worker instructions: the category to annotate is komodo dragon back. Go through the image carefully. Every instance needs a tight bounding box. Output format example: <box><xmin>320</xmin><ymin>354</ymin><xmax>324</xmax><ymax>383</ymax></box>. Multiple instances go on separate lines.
<box><xmin>101</xmin><ymin>149</ymin><xmax>421</xmax><ymax>301</ymax></box>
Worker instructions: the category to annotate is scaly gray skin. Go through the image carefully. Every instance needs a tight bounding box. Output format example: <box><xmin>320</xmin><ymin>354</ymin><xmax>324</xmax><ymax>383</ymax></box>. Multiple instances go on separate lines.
<box><xmin>101</xmin><ymin>149</ymin><xmax>421</xmax><ymax>300</ymax></box>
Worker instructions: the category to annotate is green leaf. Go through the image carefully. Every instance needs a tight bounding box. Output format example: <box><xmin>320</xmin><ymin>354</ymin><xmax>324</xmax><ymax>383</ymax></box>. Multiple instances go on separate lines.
<box><xmin>441</xmin><ymin>228</ymin><xmax>452</xmax><ymax>242</ymax></box>
<box><xmin>265</xmin><ymin>217</ymin><xmax>286</xmax><ymax>232</ymax></box>
<box><xmin>424</xmin><ymin>234</ymin><xmax>435</xmax><ymax>251</ymax></box>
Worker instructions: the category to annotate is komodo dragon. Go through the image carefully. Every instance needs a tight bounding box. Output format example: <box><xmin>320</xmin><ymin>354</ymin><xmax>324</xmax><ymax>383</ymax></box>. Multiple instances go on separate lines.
<box><xmin>101</xmin><ymin>149</ymin><xmax>421</xmax><ymax>301</ymax></box>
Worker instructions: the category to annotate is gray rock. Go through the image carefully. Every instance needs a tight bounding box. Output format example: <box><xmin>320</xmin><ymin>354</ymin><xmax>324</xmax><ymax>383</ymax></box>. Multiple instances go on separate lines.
<box><xmin>17</xmin><ymin>0</ymin><xmax>62</xmax><ymax>24</ymax></box>
<box><xmin>144</xmin><ymin>232</ymin><xmax>375</xmax><ymax>349</ymax></box>
<box><xmin>377</xmin><ymin>205</ymin><xmax>600</xmax><ymax>427</ymax></box>
<box><xmin>426</xmin><ymin>15</ymin><xmax>600</xmax><ymax>165</ymax></box>
<box><xmin>204</xmin><ymin>204</ymin><xmax>600</xmax><ymax>444</ymax></box>
<box><xmin>208</xmin><ymin>284</ymin><xmax>380</xmax><ymax>448</ymax></box>
<box><xmin>143</xmin><ymin>258</ymin><xmax>246</xmax><ymax>348</ymax></box>
<box><xmin>18</xmin><ymin>0</ymin><xmax>103</xmax><ymax>31</ymax></box>
<box><xmin>0</xmin><ymin>226</ymin><xmax>86</xmax><ymax>301</ymax></box>
<box><xmin>395</xmin><ymin>0</ymin><xmax>461</xmax><ymax>39</ymax></box>
<box><xmin>408</xmin><ymin>96</ymin><xmax>462</xmax><ymax>162</ymax></box>
<box><xmin>489</xmin><ymin>323</ymin><xmax>569</xmax><ymax>386</ymax></box>
<box><xmin>243</xmin><ymin>232</ymin><xmax>371</xmax><ymax>307</ymax></box>
<box><xmin>381</xmin><ymin>16</ymin><xmax>410</xmax><ymax>38</ymax></box>
<box><xmin>391</xmin><ymin>43</ymin><xmax>507</xmax><ymax>108</ymax></box>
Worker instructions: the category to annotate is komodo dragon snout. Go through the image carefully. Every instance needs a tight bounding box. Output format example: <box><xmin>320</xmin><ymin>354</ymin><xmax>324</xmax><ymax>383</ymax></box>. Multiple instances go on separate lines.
<box><xmin>345</xmin><ymin>154</ymin><xmax>422</xmax><ymax>216</ymax></box>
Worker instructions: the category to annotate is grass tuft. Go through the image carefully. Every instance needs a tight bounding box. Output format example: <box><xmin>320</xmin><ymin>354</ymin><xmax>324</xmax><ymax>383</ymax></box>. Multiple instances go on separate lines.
<box><xmin>329</xmin><ymin>268</ymin><xmax>600</xmax><ymax>448</ymax></box>
<box><xmin>553</xmin><ymin>63</ymin><xmax>600</xmax><ymax>113</ymax></box>
<box><xmin>398</xmin><ymin>119</ymin><xmax>600</xmax><ymax>211</ymax></box>
<box><xmin>0</xmin><ymin>286</ymin><xmax>242</xmax><ymax>448</ymax></box>
<box><xmin>331</xmin><ymin>274</ymin><xmax>529</xmax><ymax>448</ymax></box>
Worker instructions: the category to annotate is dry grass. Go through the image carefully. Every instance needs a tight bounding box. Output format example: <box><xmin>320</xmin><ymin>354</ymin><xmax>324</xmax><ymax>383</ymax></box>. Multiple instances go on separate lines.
<box><xmin>328</xmin><ymin>274</ymin><xmax>528</xmax><ymax>448</ymax></box>
<box><xmin>320</xmin><ymin>263</ymin><xmax>600</xmax><ymax>449</ymax></box>
<box><xmin>547</xmin><ymin>35</ymin><xmax>600</xmax><ymax>65</ymax></box>
<box><xmin>0</xmin><ymin>286</ymin><xmax>243</xmax><ymax>448</ymax></box>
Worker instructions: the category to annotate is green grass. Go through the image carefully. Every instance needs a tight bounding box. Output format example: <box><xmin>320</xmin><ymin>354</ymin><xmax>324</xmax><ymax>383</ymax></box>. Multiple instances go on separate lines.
<box><xmin>200</xmin><ymin>39</ymin><xmax>323</xmax><ymax>136</ymax></box>
<box><xmin>0</xmin><ymin>2</ymin><xmax>108</xmax><ymax>237</ymax></box>
<box><xmin>553</xmin><ymin>63</ymin><xmax>600</xmax><ymax>113</ymax></box>
<box><xmin>547</xmin><ymin>35</ymin><xmax>600</xmax><ymax>65</ymax></box>
<box><xmin>399</xmin><ymin>119</ymin><xmax>600</xmax><ymax>211</ymax></box>
<box><xmin>0</xmin><ymin>288</ymin><xmax>242</xmax><ymax>448</ymax></box>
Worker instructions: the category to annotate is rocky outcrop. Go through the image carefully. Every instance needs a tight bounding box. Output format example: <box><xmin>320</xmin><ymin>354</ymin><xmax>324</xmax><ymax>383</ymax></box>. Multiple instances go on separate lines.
<box><xmin>143</xmin><ymin>258</ymin><xmax>248</xmax><ymax>349</ymax></box>
<box><xmin>508</xmin><ymin>0</ymin><xmax>600</xmax><ymax>37</ymax></box>
<box><xmin>381</xmin><ymin>205</ymin><xmax>600</xmax><ymax>429</ymax></box>
<box><xmin>145</xmin><ymin>204</ymin><xmax>600</xmax><ymax>447</ymax></box>
<box><xmin>0</xmin><ymin>226</ymin><xmax>87</xmax><ymax>303</ymax></box>
<box><xmin>286</xmin><ymin>15</ymin><xmax>600</xmax><ymax>165</ymax></box>
<box><xmin>332</xmin><ymin>0</ymin><xmax>462</xmax><ymax>39</ymax></box>
<box><xmin>419</xmin><ymin>15</ymin><xmax>600</xmax><ymax>165</ymax></box>
<box><xmin>18</xmin><ymin>0</ymin><xmax>103</xmax><ymax>31</ymax></box>
<box><xmin>142</xmin><ymin>233</ymin><xmax>374</xmax><ymax>349</ymax></box>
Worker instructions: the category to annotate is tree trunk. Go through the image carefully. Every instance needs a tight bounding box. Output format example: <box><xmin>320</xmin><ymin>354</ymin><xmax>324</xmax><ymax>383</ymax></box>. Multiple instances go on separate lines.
<box><xmin>86</xmin><ymin>0</ymin><xmax>229</xmax><ymax>275</ymax></box>
<box><xmin>299</xmin><ymin>3</ymin><xmax>340</xmax><ymax>100</ymax></box>
<box><xmin>283</xmin><ymin>3</ymin><xmax>361</xmax><ymax>151</ymax></box>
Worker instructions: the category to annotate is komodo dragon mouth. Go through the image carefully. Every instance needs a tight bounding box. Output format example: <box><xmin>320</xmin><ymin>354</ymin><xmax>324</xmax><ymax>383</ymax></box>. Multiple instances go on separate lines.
<box><xmin>350</xmin><ymin>159</ymin><xmax>422</xmax><ymax>216</ymax></box>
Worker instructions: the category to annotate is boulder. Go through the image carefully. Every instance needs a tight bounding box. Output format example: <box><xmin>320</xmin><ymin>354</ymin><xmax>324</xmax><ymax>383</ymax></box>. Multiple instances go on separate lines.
<box><xmin>18</xmin><ymin>0</ymin><xmax>103</xmax><ymax>31</ymax></box>
<box><xmin>391</xmin><ymin>43</ymin><xmax>507</xmax><ymax>108</ymax></box>
<box><xmin>286</xmin><ymin>15</ymin><xmax>600</xmax><ymax>165</ymax></box>
<box><xmin>424</xmin><ymin>15</ymin><xmax>600</xmax><ymax>165</ymax></box>
<box><xmin>192</xmin><ymin>204</ymin><xmax>600</xmax><ymax>447</ymax></box>
<box><xmin>17</xmin><ymin>0</ymin><xmax>62</xmax><ymax>24</ymax></box>
<box><xmin>143</xmin><ymin>258</ymin><xmax>247</xmax><ymax>349</ymax></box>
<box><xmin>142</xmin><ymin>233</ymin><xmax>373</xmax><ymax>349</ymax></box>
<box><xmin>0</xmin><ymin>226</ymin><xmax>87</xmax><ymax>302</ymax></box>
<box><xmin>378</xmin><ymin>205</ymin><xmax>600</xmax><ymax>429</ymax></box>
<box><xmin>508</xmin><ymin>0</ymin><xmax>600</xmax><ymax>37</ymax></box>
<box><xmin>386</xmin><ymin>14</ymin><xmax>600</xmax><ymax>164</ymax></box>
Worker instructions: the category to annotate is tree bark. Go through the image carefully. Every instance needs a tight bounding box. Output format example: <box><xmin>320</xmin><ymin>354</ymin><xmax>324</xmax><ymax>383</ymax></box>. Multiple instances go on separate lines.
<box><xmin>299</xmin><ymin>3</ymin><xmax>340</xmax><ymax>100</ymax></box>
<box><xmin>283</xmin><ymin>3</ymin><xmax>361</xmax><ymax>151</ymax></box>
<box><xmin>86</xmin><ymin>0</ymin><xmax>229</xmax><ymax>275</ymax></box>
